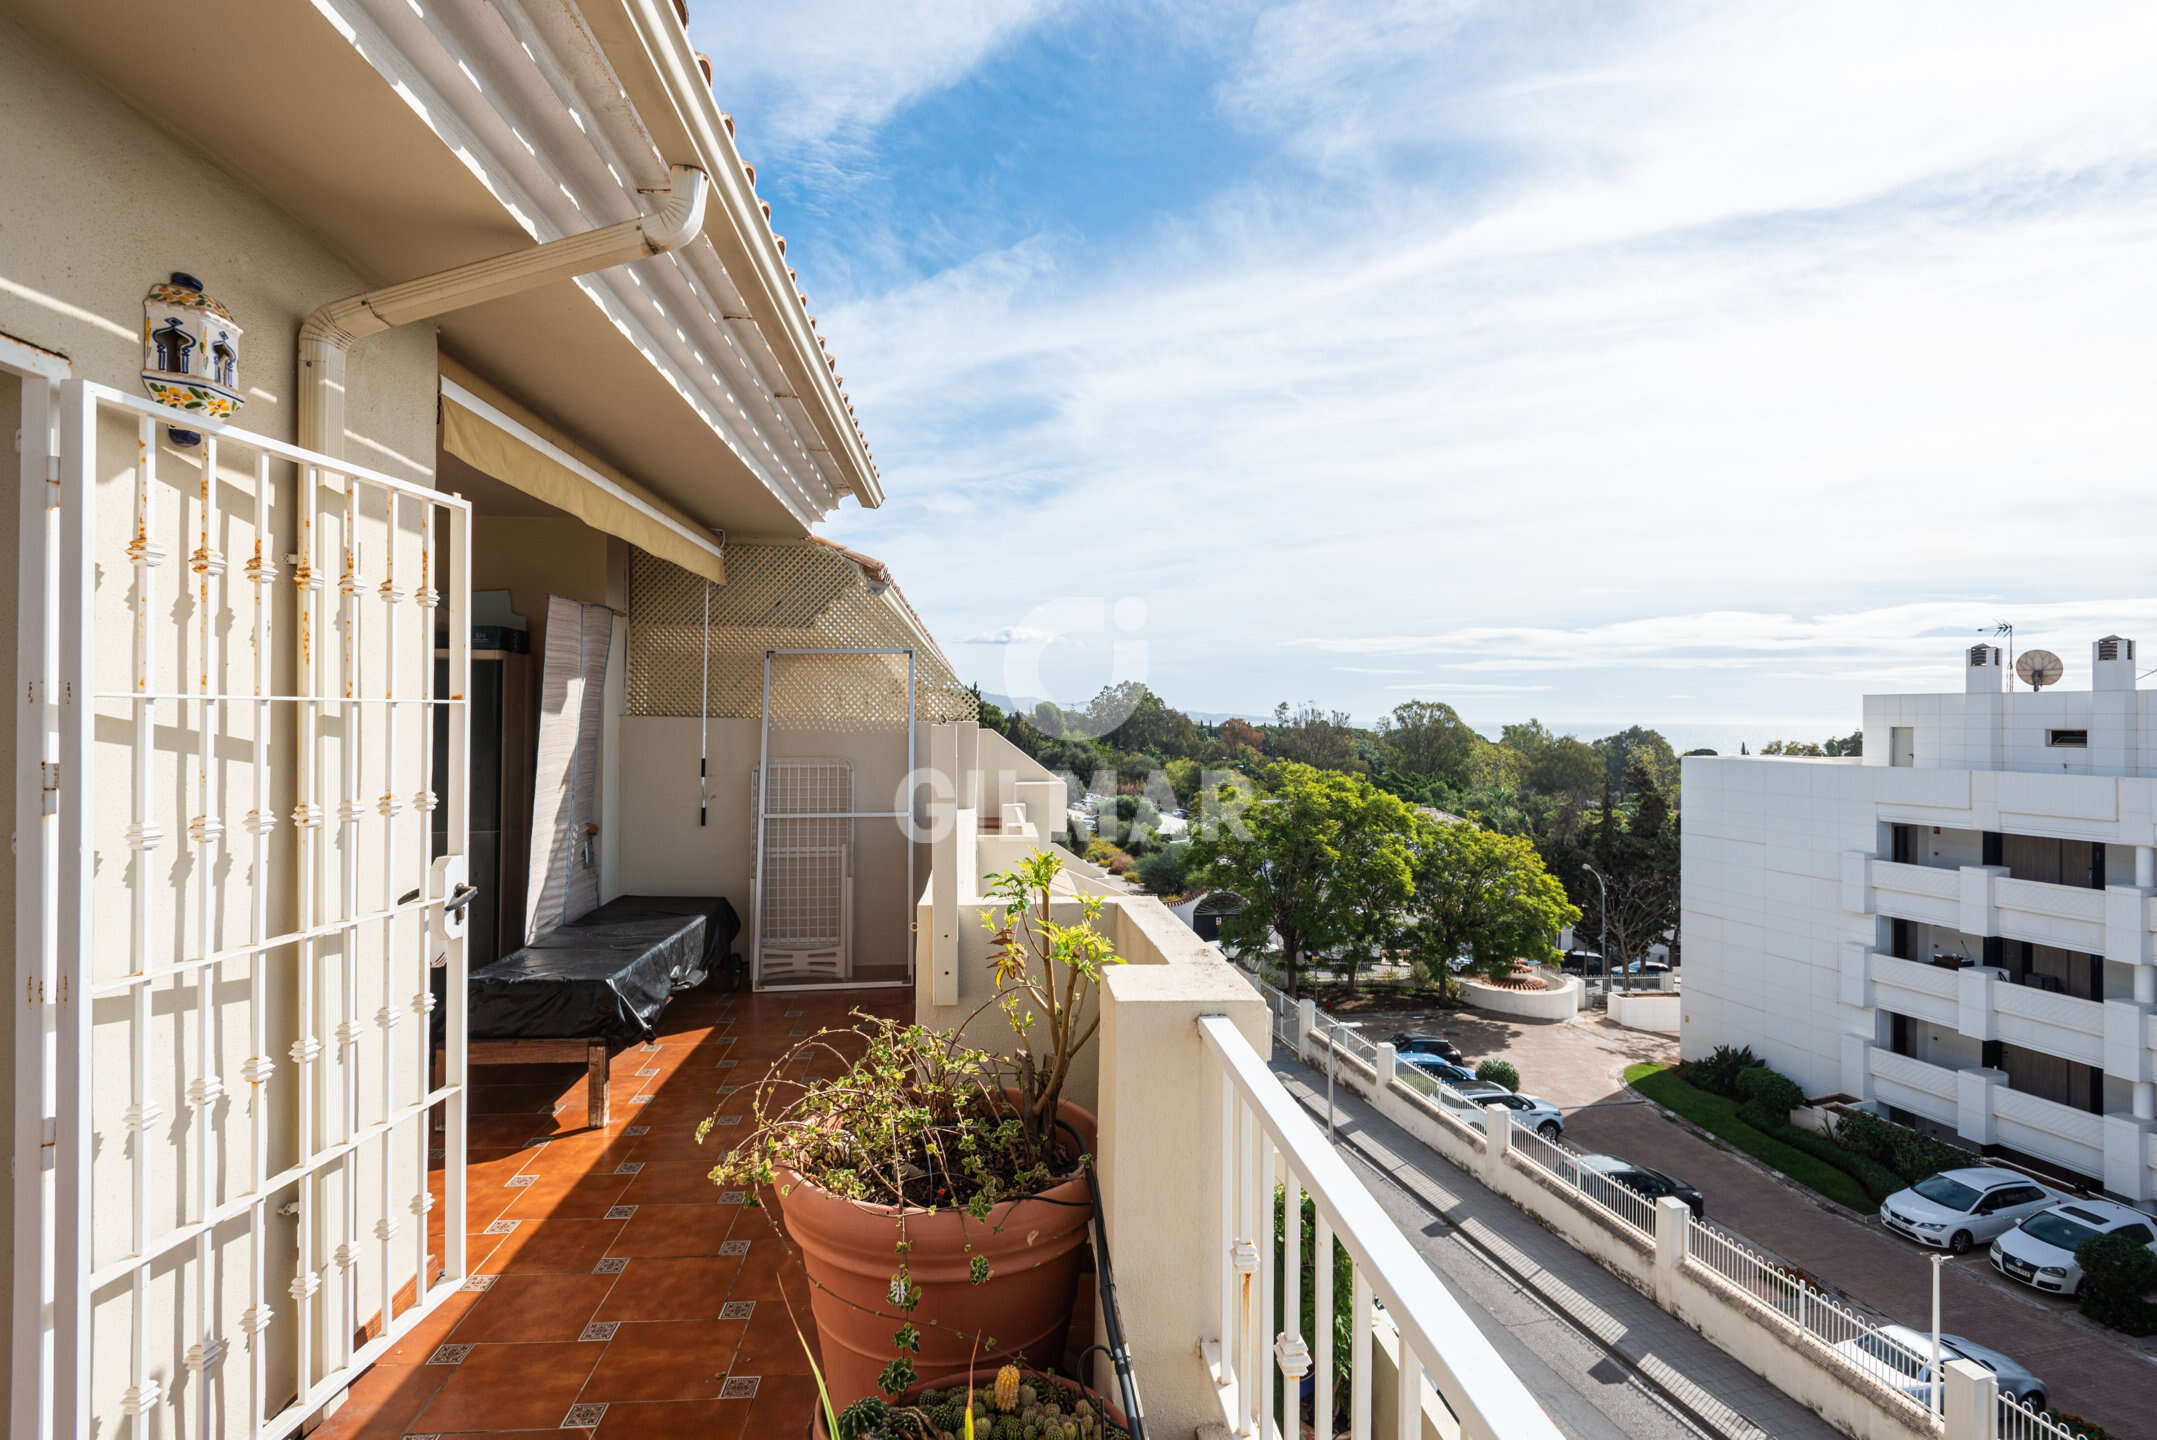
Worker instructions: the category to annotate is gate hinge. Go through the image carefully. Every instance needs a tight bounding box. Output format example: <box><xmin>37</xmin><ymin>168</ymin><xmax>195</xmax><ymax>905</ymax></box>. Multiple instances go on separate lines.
<box><xmin>41</xmin><ymin>760</ymin><xmax>59</xmax><ymax>814</ymax></box>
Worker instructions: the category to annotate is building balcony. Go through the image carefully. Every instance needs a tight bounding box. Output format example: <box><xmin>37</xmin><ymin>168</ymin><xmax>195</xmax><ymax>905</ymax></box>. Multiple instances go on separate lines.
<box><xmin>1850</xmin><ymin>1042</ymin><xmax>2156</xmax><ymax>1203</ymax></box>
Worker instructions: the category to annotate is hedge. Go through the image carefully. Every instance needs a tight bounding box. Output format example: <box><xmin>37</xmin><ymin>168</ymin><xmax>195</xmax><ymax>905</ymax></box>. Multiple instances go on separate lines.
<box><xmin>1767</xmin><ymin>1123</ymin><xmax>1905</xmax><ymax>1204</ymax></box>
<box><xmin>1735</xmin><ymin>1065</ymin><xmax>1804</xmax><ymax>1130</ymax></box>
<box><xmin>1830</xmin><ymin>1108</ymin><xmax>1979</xmax><ymax>1184</ymax></box>
<box><xmin>2076</xmin><ymin>1231</ymin><xmax>2157</xmax><ymax>1336</ymax></box>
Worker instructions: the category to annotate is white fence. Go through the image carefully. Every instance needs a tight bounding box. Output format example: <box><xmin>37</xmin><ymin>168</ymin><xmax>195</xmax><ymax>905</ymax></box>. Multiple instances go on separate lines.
<box><xmin>1263</xmin><ymin>988</ymin><xmax>2102</xmax><ymax>1440</ymax></box>
<box><xmin>1199</xmin><ymin>1016</ymin><xmax>1563</xmax><ymax>1440</ymax></box>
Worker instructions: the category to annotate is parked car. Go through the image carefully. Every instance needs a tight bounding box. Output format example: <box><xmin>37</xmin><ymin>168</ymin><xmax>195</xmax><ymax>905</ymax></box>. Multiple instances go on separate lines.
<box><xmin>1452</xmin><ymin>1083</ymin><xmax>1565</xmax><ymax>1138</ymax></box>
<box><xmin>1879</xmin><ymin>1167</ymin><xmax>2057</xmax><ymax>1254</ymax></box>
<box><xmin>1385</xmin><ymin>1032</ymin><xmax>1464</xmax><ymax>1065</ymax></box>
<box><xmin>1397</xmin><ymin>1051</ymin><xmax>1478</xmax><ymax>1086</ymax></box>
<box><xmin>1991</xmin><ymin>1199</ymin><xmax>2157</xmax><ymax>1296</ymax></box>
<box><xmin>1570</xmin><ymin>1153</ymin><xmax>1705</xmax><ymax>1218</ymax></box>
<box><xmin>1831</xmin><ymin>1325</ymin><xmax>2047</xmax><ymax>1411</ymax></box>
<box><xmin>1558</xmin><ymin>950</ymin><xmax>1603</xmax><ymax>975</ymax></box>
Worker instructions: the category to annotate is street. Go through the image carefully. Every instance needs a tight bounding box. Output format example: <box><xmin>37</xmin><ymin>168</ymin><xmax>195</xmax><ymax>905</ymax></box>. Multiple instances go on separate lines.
<box><xmin>1334</xmin><ymin>1006</ymin><xmax>2157</xmax><ymax>1433</ymax></box>
<box><xmin>1272</xmin><ymin>1060</ymin><xmax>1841</xmax><ymax>1439</ymax></box>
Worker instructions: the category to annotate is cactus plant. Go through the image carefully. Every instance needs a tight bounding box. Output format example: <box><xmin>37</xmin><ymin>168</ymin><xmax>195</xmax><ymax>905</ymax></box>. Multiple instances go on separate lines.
<box><xmin>993</xmin><ymin>1365</ymin><xmax>1021</xmax><ymax>1413</ymax></box>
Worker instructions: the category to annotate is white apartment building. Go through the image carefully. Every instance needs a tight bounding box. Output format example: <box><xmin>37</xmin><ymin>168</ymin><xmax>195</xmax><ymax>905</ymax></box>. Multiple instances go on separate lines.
<box><xmin>1682</xmin><ymin>638</ymin><xmax>2157</xmax><ymax>1207</ymax></box>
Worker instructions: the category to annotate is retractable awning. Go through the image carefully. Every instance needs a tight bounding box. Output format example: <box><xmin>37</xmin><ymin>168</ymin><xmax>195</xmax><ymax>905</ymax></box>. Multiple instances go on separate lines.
<box><xmin>438</xmin><ymin>358</ymin><xmax>725</xmax><ymax>583</ymax></box>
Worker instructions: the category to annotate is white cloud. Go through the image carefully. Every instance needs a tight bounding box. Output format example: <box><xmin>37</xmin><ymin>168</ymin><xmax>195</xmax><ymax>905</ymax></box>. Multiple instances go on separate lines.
<box><xmin>696</xmin><ymin>1</ymin><xmax>1059</xmax><ymax>154</ymax></box>
<box><xmin>962</xmin><ymin>625</ymin><xmax>1055</xmax><ymax>645</ymax></box>
<box><xmin>809</xmin><ymin>0</ymin><xmax>2157</xmax><ymax>730</ymax></box>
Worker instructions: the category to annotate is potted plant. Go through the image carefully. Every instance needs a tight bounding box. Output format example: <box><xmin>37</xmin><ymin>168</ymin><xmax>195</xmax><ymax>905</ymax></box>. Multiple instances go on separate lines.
<box><xmin>709</xmin><ymin>850</ymin><xmax>1123</xmax><ymax>1408</ymax></box>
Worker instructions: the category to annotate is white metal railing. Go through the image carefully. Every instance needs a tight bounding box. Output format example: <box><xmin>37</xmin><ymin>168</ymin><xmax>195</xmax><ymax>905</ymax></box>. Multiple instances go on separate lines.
<box><xmin>1684</xmin><ymin>1219</ymin><xmax>1934</xmax><ymax>1415</ymax></box>
<box><xmin>1199</xmin><ymin>1016</ymin><xmax>1562</xmax><ymax>1440</ymax></box>
<box><xmin>1999</xmin><ymin>1390</ymin><xmax>2093</xmax><ymax>1440</ymax></box>
<box><xmin>1507</xmin><ymin>1123</ymin><xmax>1657</xmax><ymax>1238</ymax></box>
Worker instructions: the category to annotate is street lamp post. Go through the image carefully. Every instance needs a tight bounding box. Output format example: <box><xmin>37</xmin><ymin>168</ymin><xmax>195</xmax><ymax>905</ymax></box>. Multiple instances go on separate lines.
<box><xmin>1583</xmin><ymin>863</ymin><xmax>1612</xmax><ymax>997</ymax></box>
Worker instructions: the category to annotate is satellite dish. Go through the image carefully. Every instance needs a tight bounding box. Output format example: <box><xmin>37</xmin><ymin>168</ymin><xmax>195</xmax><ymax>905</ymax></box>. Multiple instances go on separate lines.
<box><xmin>2015</xmin><ymin>649</ymin><xmax>2063</xmax><ymax>690</ymax></box>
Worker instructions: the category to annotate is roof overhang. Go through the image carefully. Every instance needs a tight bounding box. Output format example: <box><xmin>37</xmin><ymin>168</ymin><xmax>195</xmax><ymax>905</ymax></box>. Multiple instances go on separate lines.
<box><xmin>1</xmin><ymin>0</ymin><xmax>880</xmax><ymax>533</ymax></box>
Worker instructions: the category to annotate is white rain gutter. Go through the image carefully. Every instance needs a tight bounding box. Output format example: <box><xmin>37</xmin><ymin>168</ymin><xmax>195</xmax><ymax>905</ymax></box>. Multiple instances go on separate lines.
<box><xmin>298</xmin><ymin>162</ymin><xmax>709</xmax><ymax>456</ymax></box>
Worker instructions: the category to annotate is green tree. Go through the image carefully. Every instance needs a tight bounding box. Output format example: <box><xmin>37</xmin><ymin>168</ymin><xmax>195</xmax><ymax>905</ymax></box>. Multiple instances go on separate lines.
<box><xmin>1760</xmin><ymin>739</ymin><xmax>1825</xmax><ymax>756</ymax></box>
<box><xmin>1524</xmin><ymin>736</ymin><xmax>1601</xmax><ymax>801</ymax></box>
<box><xmin>1501</xmin><ymin>719</ymin><xmax>1557</xmax><ymax>757</ymax></box>
<box><xmin>1595</xmin><ymin>725</ymin><xmax>1680</xmax><ymax>800</ymax></box>
<box><xmin>1584</xmin><ymin>758</ymin><xmax>1680</xmax><ymax>987</ymax></box>
<box><xmin>1266</xmin><ymin>702</ymin><xmax>1368</xmax><ymax>774</ymax></box>
<box><xmin>1375</xmin><ymin>700</ymin><xmax>1477</xmax><ymax>787</ymax></box>
<box><xmin>1402</xmin><ymin>817</ymin><xmax>1579</xmax><ymax>991</ymax></box>
<box><xmin>1823</xmin><ymin>730</ymin><xmax>1864</xmax><ymax>757</ymax></box>
<box><xmin>1186</xmin><ymin>763</ymin><xmax>1413</xmax><ymax>990</ymax></box>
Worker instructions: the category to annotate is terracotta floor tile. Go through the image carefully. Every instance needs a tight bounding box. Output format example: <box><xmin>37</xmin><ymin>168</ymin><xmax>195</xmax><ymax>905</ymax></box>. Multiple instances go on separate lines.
<box><xmin>449</xmin><ymin>1272</ymin><xmax>620</xmax><ymax>1343</ymax></box>
<box><xmin>309</xmin><ymin>1362</ymin><xmax>448</xmax><ymax>1440</ymax></box>
<box><xmin>465</xmin><ymin>1145</ymin><xmax>541</xmax><ymax>1188</ymax></box>
<box><xmin>625</xmin><ymin>1126</ymin><xmax>736</xmax><ymax>1164</ymax></box>
<box><xmin>478</xmin><ymin>1216</ymin><xmax>626</xmax><ymax>1275</ymax></box>
<box><xmin>617</xmin><ymin>1160</ymin><xmax>729</xmax><ymax>1207</ymax></box>
<box><xmin>591</xmin><ymin>1256</ymin><xmax>743</xmax><ymax>1323</ymax></box>
<box><xmin>500</xmin><ymin>1170</ymin><xmax>634</xmax><ymax>1220</ymax></box>
<box><xmin>578</xmin><ymin>1317</ymin><xmax>747</xmax><ymax>1403</ymax></box>
<box><xmin>722</xmin><ymin>1235</ymin><xmax>802</xmax><ymax>1300</ymax></box>
<box><xmin>727</xmin><ymin>1306</ymin><xmax>822</xmax><ymax>1376</ymax></box>
<box><xmin>743</xmin><ymin>1372</ymin><xmax>824</xmax><ymax>1436</ymax></box>
<box><xmin>467</xmin><ymin>1113</ymin><xmax>572</xmax><ymax>1150</ymax></box>
<box><xmin>608</xmin><ymin>1202</ymin><xmax>737</xmax><ymax>1258</ymax></box>
<box><xmin>378</xmin><ymin>1289</ymin><xmax>480</xmax><ymax>1364</ymax></box>
<box><xmin>590</xmin><ymin>1395</ymin><xmax>753</xmax><ymax>1440</ymax></box>
<box><xmin>410</xmin><ymin>1341</ymin><xmax>600</xmax><ymax>1432</ymax></box>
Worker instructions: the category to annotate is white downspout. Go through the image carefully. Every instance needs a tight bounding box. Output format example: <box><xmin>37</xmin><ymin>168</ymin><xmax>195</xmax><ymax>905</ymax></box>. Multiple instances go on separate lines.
<box><xmin>299</xmin><ymin>163</ymin><xmax>709</xmax><ymax>456</ymax></box>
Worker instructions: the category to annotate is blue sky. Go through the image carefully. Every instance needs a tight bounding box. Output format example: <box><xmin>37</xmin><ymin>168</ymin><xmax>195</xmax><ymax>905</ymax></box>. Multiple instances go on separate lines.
<box><xmin>699</xmin><ymin>1</ymin><xmax>2157</xmax><ymax>750</ymax></box>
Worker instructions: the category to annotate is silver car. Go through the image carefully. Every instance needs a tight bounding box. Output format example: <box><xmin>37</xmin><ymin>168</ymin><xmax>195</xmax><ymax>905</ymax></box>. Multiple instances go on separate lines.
<box><xmin>1832</xmin><ymin>1324</ymin><xmax>2047</xmax><ymax>1411</ymax></box>
<box><xmin>1878</xmin><ymin>1166</ymin><xmax>2056</xmax><ymax>1254</ymax></box>
<box><xmin>1453</xmin><ymin>1083</ymin><xmax>1565</xmax><ymax>1139</ymax></box>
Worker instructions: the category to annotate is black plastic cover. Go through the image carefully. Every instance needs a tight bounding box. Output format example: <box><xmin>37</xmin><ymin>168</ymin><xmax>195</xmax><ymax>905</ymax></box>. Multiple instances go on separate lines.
<box><xmin>466</xmin><ymin>895</ymin><xmax>739</xmax><ymax>1046</ymax></box>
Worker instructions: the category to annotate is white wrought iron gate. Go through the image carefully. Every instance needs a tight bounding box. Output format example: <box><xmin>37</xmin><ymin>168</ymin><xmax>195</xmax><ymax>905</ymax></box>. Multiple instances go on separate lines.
<box><xmin>18</xmin><ymin>380</ymin><xmax>472</xmax><ymax>1439</ymax></box>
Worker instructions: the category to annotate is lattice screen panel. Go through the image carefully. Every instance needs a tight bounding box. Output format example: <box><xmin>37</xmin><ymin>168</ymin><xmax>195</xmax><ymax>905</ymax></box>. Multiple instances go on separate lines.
<box><xmin>627</xmin><ymin>542</ymin><xmax>976</xmax><ymax>728</ymax></box>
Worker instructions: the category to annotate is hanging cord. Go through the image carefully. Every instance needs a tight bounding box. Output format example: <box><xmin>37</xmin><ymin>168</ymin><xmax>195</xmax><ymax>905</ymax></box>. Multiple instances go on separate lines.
<box><xmin>699</xmin><ymin>579</ymin><xmax>711</xmax><ymax>827</ymax></box>
<box><xmin>1074</xmin><ymin>1131</ymin><xmax>1147</xmax><ymax>1440</ymax></box>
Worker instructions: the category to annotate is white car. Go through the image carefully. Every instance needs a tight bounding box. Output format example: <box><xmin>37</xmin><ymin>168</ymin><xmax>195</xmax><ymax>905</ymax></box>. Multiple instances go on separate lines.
<box><xmin>1991</xmin><ymin>1199</ymin><xmax>2157</xmax><ymax>1296</ymax></box>
<box><xmin>1879</xmin><ymin>1167</ymin><xmax>2057</xmax><ymax>1254</ymax></box>
<box><xmin>1452</xmin><ymin>1083</ymin><xmax>1565</xmax><ymax>1139</ymax></box>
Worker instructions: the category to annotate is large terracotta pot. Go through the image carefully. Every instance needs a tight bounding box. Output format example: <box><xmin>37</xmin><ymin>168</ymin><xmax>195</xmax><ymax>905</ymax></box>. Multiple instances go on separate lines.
<box><xmin>778</xmin><ymin>1101</ymin><xmax>1097</xmax><ymax>1409</ymax></box>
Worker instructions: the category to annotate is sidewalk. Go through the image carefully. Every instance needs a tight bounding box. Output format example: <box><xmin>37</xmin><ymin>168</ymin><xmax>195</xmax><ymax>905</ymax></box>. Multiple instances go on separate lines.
<box><xmin>1272</xmin><ymin>1061</ymin><xmax>1840</xmax><ymax>1440</ymax></box>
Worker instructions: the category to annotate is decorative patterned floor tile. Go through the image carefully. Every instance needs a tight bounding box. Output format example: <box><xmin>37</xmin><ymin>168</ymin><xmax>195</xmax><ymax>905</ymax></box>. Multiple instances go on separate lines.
<box><xmin>783</xmin><ymin>1009</ymin><xmax>804</xmax><ymax>1017</ymax></box>
<box><xmin>506</xmin><ymin>1174</ymin><xmax>538</xmax><ymax>1188</ymax></box>
<box><xmin>714</xmin><ymin>1059</ymin><xmax>738</xmax><ymax>1070</ymax></box>
<box><xmin>523</xmin><ymin>1137</ymin><xmax>553</xmax><ymax>1149</ymax></box>
<box><xmin>636</xmin><ymin>1067</ymin><xmax>659</xmax><ymax>1078</ymax></box>
<box><xmin>622</xmin><ymin>1125</ymin><xmax>650</xmax><ymax>1137</ymax></box>
<box><xmin>458</xmin><ymin>1273</ymin><xmax>499</xmax><ymax>1293</ymax></box>
<box><xmin>402</xmin><ymin>1433</ymin><xmax>442</xmax><ymax>1440</ymax></box>
<box><xmin>605</xmin><ymin>1205</ymin><xmax>637</xmax><ymax>1220</ymax></box>
<box><xmin>712</xmin><ymin>1115</ymin><xmax>740</xmax><ymax>1127</ymax></box>
<box><xmin>717</xmin><ymin>1190</ymin><xmax>746</xmax><ymax>1205</ymax></box>
<box><xmin>719</xmin><ymin>1300</ymin><xmax>755</xmax><ymax>1320</ymax></box>
<box><xmin>483</xmin><ymin>1219</ymin><xmax>521</xmax><ymax>1235</ymax></box>
<box><xmin>562</xmin><ymin>1402</ymin><xmax>608</xmax><ymax>1427</ymax></box>
<box><xmin>593</xmin><ymin>1256</ymin><xmax>629</xmax><ymax>1275</ymax></box>
<box><xmin>579</xmin><ymin>1321</ymin><xmax>619</xmax><ymax>1342</ymax></box>
<box><xmin>614</xmin><ymin>1161</ymin><xmax>645</xmax><ymax>1175</ymax></box>
<box><xmin>715</xmin><ymin>1085</ymin><xmax>741</xmax><ymax>1098</ymax></box>
<box><xmin>630</xmin><ymin>1093</ymin><xmax>654</xmax><ymax>1105</ymax></box>
<box><xmin>640</xmin><ymin>1041</ymin><xmax>661</xmax><ymax>1052</ymax></box>
<box><xmin>787</xmin><ymin>1029</ymin><xmax>809</xmax><ymax>1037</ymax></box>
<box><xmin>718</xmin><ymin>1240</ymin><xmax>750</xmax><ymax>1257</ymax></box>
<box><xmin>719</xmin><ymin>1376</ymin><xmax>760</xmax><ymax>1399</ymax></box>
<box><xmin>426</xmin><ymin>1344</ymin><xmax>473</xmax><ymax>1366</ymax></box>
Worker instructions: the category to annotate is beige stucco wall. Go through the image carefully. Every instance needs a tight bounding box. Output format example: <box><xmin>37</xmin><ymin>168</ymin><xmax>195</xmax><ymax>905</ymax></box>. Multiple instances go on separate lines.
<box><xmin>615</xmin><ymin>716</ymin><xmax>930</xmax><ymax>984</ymax></box>
<box><xmin>469</xmin><ymin>514</ymin><xmax>614</xmax><ymax>665</ymax></box>
<box><xmin>1</xmin><ymin>16</ymin><xmax>442</xmax><ymax>1430</ymax></box>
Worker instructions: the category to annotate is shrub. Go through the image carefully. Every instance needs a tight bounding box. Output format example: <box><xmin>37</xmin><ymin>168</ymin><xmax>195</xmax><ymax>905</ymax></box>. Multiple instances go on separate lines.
<box><xmin>2076</xmin><ymin>1232</ymin><xmax>2157</xmax><ymax>1336</ymax></box>
<box><xmin>1767</xmin><ymin>1123</ymin><xmax>1905</xmax><ymax>1203</ymax></box>
<box><xmin>1685</xmin><ymin>1044</ymin><xmax>1761</xmax><ymax>1097</ymax></box>
<box><xmin>1734</xmin><ymin>1066</ymin><xmax>1804</xmax><ymax>1130</ymax></box>
<box><xmin>1134</xmin><ymin>843</ymin><xmax>1190</xmax><ymax>896</ymax></box>
<box><xmin>1475</xmin><ymin>1059</ymin><xmax>1520</xmax><ymax>1092</ymax></box>
<box><xmin>1831</xmin><ymin>1108</ymin><xmax>1979</xmax><ymax>1184</ymax></box>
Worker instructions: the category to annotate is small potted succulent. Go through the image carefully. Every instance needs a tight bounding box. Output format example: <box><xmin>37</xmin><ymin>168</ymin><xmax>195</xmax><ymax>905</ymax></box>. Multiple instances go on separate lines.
<box><xmin>709</xmin><ymin>851</ymin><xmax>1123</xmax><ymax>1408</ymax></box>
